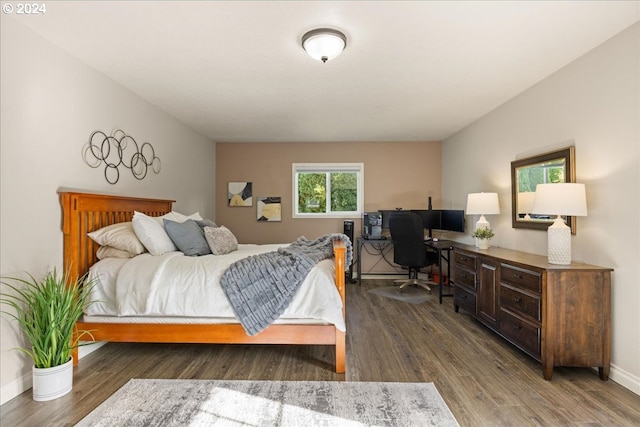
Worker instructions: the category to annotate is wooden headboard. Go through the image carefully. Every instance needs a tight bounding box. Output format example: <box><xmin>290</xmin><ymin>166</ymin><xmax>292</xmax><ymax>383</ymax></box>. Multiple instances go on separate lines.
<box><xmin>58</xmin><ymin>191</ymin><xmax>174</xmax><ymax>281</ymax></box>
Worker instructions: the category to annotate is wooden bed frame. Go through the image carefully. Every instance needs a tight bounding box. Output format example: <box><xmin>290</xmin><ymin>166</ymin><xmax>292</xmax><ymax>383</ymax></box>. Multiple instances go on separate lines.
<box><xmin>58</xmin><ymin>191</ymin><xmax>347</xmax><ymax>373</ymax></box>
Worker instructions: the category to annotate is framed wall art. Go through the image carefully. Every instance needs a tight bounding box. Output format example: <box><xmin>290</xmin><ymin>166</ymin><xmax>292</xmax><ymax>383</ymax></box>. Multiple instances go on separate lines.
<box><xmin>257</xmin><ymin>197</ymin><xmax>282</xmax><ymax>222</ymax></box>
<box><xmin>228</xmin><ymin>182</ymin><xmax>253</xmax><ymax>206</ymax></box>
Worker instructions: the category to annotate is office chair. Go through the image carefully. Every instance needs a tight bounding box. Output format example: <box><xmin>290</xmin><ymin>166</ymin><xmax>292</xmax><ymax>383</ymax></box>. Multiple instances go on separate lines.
<box><xmin>389</xmin><ymin>211</ymin><xmax>439</xmax><ymax>293</ymax></box>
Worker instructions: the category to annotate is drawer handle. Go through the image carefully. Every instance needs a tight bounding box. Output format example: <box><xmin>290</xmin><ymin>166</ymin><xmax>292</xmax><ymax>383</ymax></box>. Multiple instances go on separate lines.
<box><xmin>459</xmin><ymin>273</ymin><xmax>467</xmax><ymax>279</ymax></box>
<box><xmin>513</xmin><ymin>273</ymin><xmax>523</xmax><ymax>279</ymax></box>
<box><xmin>460</xmin><ymin>295</ymin><xmax>467</xmax><ymax>300</ymax></box>
<box><xmin>513</xmin><ymin>297</ymin><xmax>522</xmax><ymax>303</ymax></box>
<box><xmin>460</xmin><ymin>256</ymin><xmax>467</xmax><ymax>261</ymax></box>
<box><xmin>512</xmin><ymin>324</ymin><xmax>522</xmax><ymax>330</ymax></box>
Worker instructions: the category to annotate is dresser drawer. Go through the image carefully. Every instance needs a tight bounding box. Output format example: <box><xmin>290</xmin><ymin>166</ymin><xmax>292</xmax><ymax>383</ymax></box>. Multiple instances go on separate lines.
<box><xmin>500</xmin><ymin>285</ymin><xmax>541</xmax><ymax>322</ymax></box>
<box><xmin>454</xmin><ymin>285</ymin><xmax>476</xmax><ymax>314</ymax></box>
<box><xmin>500</xmin><ymin>264</ymin><xmax>541</xmax><ymax>294</ymax></box>
<box><xmin>454</xmin><ymin>266</ymin><xmax>476</xmax><ymax>290</ymax></box>
<box><xmin>499</xmin><ymin>310</ymin><xmax>541</xmax><ymax>358</ymax></box>
<box><xmin>454</xmin><ymin>251</ymin><xmax>477</xmax><ymax>270</ymax></box>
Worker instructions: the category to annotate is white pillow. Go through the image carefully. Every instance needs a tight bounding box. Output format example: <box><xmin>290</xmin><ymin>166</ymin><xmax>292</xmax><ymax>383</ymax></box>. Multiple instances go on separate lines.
<box><xmin>204</xmin><ymin>225</ymin><xmax>238</xmax><ymax>255</ymax></box>
<box><xmin>132</xmin><ymin>211</ymin><xmax>178</xmax><ymax>256</ymax></box>
<box><xmin>167</xmin><ymin>211</ymin><xmax>203</xmax><ymax>222</ymax></box>
<box><xmin>96</xmin><ymin>246</ymin><xmax>135</xmax><ymax>260</ymax></box>
<box><xmin>88</xmin><ymin>222</ymin><xmax>146</xmax><ymax>255</ymax></box>
<box><xmin>131</xmin><ymin>211</ymin><xmax>203</xmax><ymax>255</ymax></box>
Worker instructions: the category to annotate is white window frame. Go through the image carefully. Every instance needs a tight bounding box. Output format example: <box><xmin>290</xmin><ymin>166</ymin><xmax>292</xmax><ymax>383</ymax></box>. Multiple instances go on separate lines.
<box><xmin>292</xmin><ymin>163</ymin><xmax>364</xmax><ymax>218</ymax></box>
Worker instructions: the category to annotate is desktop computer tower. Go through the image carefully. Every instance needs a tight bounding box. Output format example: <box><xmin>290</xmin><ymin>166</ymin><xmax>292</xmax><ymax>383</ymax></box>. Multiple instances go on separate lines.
<box><xmin>362</xmin><ymin>212</ymin><xmax>383</xmax><ymax>239</ymax></box>
<box><xmin>343</xmin><ymin>220</ymin><xmax>354</xmax><ymax>283</ymax></box>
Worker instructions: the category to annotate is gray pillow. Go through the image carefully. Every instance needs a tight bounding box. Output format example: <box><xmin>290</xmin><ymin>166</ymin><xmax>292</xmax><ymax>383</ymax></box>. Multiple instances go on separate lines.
<box><xmin>163</xmin><ymin>219</ymin><xmax>211</xmax><ymax>256</ymax></box>
<box><xmin>195</xmin><ymin>219</ymin><xmax>217</xmax><ymax>229</ymax></box>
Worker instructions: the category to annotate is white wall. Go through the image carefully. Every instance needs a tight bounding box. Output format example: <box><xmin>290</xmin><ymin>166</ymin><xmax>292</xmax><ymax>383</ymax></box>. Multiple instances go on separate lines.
<box><xmin>442</xmin><ymin>23</ymin><xmax>639</xmax><ymax>394</ymax></box>
<box><xmin>0</xmin><ymin>17</ymin><xmax>216</xmax><ymax>403</ymax></box>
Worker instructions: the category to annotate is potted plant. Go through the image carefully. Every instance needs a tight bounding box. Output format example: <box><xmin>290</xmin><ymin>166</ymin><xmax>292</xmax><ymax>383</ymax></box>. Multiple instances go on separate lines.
<box><xmin>0</xmin><ymin>268</ymin><xmax>95</xmax><ymax>401</ymax></box>
<box><xmin>472</xmin><ymin>228</ymin><xmax>495</xmax><ymax>249</ymax></box>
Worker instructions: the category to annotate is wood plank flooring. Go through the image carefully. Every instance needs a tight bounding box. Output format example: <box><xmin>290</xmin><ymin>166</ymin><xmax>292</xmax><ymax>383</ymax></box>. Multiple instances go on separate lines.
<box><xmin>2</xmin><ymin>279</ymin><xmax>639</xmax><ymax>426</ymax></box>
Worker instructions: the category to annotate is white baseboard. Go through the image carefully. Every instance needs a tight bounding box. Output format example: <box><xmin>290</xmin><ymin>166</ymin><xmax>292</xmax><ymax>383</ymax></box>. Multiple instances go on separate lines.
<box><xmin>356</xmin><ymin>272</ymin><xmax>440</xmax><ymax>281</ymax></box>
<box><xmin>0</xmin><ymin>341</ymin><xmax>107</xmax><ymax>405</ymax></box>
<box><xmin>78</xmin><ymin>341</ymin><xmax>108</xmax><ymax>359</ymax></box>
<box><xmin>609</xmin><ymin>363</ymin><xmax>640</xmax><ymax>396</ymax></box>
<box><xmin>0</xmin><ymin>372</ymin><xmax>30</xmax><ymax>406</ymax></box>
<box><xmin>357</xmin><ymin>274</ymin><xmax>405</xmax><ymax>280</ymax></box>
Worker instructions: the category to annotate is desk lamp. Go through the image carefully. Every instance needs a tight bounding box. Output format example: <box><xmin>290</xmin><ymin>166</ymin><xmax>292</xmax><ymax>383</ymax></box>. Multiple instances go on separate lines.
<box><xmin>530</xmin><ymin>183</ymin><xmax>587</xmax><ymax>265</ymax></box>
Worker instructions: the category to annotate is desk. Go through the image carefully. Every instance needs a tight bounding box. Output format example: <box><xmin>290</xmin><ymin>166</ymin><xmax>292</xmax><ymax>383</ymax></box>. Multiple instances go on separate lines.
<box><xmin>425</xmin><ymin>239</ymin><xmax>457</xmax><ymax>304</ymax></box>
<box><xmin>356</xmin><ymin>237</ymin><xmax>394</xmax><ymax>286</ymax></box>
<box><xmin>357</xmin><ymin>236</ymin><xmax>458</xmax><ymax>305</ymax></box>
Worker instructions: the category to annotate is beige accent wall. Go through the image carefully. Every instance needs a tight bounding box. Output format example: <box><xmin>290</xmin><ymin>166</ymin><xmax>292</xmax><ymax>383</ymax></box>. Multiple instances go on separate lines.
<box><xmin>216</xmin><ymin>141</ymin><xmax>442</xmax><ymax>273</ymax></box>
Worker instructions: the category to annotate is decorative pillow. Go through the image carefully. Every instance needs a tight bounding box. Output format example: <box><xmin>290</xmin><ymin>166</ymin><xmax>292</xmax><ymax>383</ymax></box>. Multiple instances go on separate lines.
<box><xmin>204</xmin><ymin>225</ymin><xmax>238</xmax><ymax>255</ymax></box>
<box><xmin>132</xmin><ymin>211</ymin><xmax>178</xmax><ymax>255</ymax></box>
<box><xmin>88</xmin><ymin>222</ymin><xmax>146</xmax><ymax>255</ymax></box>
<box><xmin>195</xmin><ymin>219</ymin><xmax>217</xmax><ymax>229</ymax></box>
<box><xmin>96</xmin><ymin>245</ymin><xmax>136</xmax><ymax>260</ymax></box>
<box><xmin>163</xmin><ymin>219</ymin><xmax>211</xmax><ymax>256</ymax></box>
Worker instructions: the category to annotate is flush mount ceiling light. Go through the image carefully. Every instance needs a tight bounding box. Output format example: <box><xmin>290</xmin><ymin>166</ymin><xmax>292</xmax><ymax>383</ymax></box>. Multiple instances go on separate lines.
<box><xmin>302</xmin><ymin>28</ymin><xmax>347</xmax><ymax>63</ymax></box>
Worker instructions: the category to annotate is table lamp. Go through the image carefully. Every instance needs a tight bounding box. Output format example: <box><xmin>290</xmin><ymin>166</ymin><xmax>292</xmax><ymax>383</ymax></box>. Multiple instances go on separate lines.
<box><xmin>530</xmin><ymin>183</ymin><xmax>587</xmax><ymax>265</ymax></box>
<box><xmin>466</xmin><ymin>192</ymin><xmax>500</xmax><ymax>230</ymax></box>
<box><xmin>466</xmin><ymin>192</ymin><xmax>500</xmax><ymax>248</ymax></box>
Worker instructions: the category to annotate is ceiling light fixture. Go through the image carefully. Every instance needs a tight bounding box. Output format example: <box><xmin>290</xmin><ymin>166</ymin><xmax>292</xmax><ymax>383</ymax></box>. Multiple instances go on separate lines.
<box><xmin>302</xmin><ymin>28</ymin><xmax>347</xmax><ymax>63</ymax></box>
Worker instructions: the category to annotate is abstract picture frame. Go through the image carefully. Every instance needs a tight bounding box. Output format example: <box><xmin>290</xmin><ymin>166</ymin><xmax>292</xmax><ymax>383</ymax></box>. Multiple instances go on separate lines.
<box><xmin>257</xmin><ymin>197</ymin><xmax>282</xmax><ymax>222</ymax></box>
<box><xmin>228</xmin><ymin>182</ymin><xmax>253</xmax><ymax>207</ymax></box>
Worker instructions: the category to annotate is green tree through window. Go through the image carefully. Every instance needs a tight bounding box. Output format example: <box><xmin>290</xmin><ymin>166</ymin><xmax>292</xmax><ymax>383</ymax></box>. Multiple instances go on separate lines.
<box><xmin>293</xmin><ymin>164</ymin><xmax>363</xmax><ymax>217</ymax></box>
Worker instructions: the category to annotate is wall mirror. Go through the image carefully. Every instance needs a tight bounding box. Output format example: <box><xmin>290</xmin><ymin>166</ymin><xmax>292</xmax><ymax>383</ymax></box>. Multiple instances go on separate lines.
<box><xmin>511</xmin><ymin>146</ymin><xmax>576</xmax><ymax>233</ymax></box>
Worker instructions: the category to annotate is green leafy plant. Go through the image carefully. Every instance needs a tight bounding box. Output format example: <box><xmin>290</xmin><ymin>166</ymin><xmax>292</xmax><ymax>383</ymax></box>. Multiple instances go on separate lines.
<box><xmin>0</xmin><ymin>268</ymin><xmax>95</xmax><ymax>368</ymax></box>
<box><xmin>472</xmin><ymin>228</ymin><xmax>495</xmax><ymax>240</ymax></box>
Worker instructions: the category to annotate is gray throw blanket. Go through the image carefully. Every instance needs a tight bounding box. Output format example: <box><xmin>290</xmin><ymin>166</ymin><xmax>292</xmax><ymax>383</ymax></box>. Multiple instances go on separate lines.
<box><xmin>220</xmin><ymin>233</ymin><xmax>353</xmax><ymax>336</ymax></box>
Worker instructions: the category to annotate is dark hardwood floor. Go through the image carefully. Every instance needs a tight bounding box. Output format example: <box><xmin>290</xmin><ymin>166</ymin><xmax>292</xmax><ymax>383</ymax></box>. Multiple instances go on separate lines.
<box><xmin>2</xmin><ymin>279</ymin><xmax>639</xmax><ymax>426</ymax></box>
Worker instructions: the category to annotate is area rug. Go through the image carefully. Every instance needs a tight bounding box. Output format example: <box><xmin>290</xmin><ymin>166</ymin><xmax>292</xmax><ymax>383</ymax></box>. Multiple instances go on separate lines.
<box><xmin>75</xmin><ymin>379</ymin><xmax>459</xmax><ymax>426</ymax></box>
<box><xmin>368</xmin><ymin>285</ymin><xmax>435</xmax><ymax>304</ymax></box>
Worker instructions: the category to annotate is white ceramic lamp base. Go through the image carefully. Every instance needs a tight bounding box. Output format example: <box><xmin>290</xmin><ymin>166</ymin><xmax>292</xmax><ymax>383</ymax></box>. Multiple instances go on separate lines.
<box><xmin>474</xmin><ymin>215</ymin><xmax>490</xmax><ymax>248</ymax></box>
<box><xmin>547</xmin><ymin>217</ymin><xmax>571</xmax><ymax>265</ymax></box>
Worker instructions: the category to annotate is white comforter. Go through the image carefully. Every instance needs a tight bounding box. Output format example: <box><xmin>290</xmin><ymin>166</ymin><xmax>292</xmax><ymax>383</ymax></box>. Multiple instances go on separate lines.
<box><xmin>86</xmin><ymin>244</ymin><xmax>345</xmax><ymax>331</ymax></box>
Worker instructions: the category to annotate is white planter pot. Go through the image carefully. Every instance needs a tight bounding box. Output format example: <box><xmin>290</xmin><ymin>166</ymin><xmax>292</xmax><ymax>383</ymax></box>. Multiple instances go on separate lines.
<box><xmin>477</xmin><ymin>239</ymin><xmax>490</xmax><ymax>250</ymax></box>
<box><xmin>32</xmin><ymin>358</ymin><xmax>73</xmax><ymax>401</ymax></box>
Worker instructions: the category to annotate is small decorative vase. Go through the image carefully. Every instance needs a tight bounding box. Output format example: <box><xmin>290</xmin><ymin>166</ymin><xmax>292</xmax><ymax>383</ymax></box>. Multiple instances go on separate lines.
<box><xmin>477</xmin><ymin>238</ymin><xmax>490</xmax><ymax>250</ymax></box>
<box><xmin>32</xmin><ymin>358</ymin><xmax>73</xmax><ymax>401</ymax></box>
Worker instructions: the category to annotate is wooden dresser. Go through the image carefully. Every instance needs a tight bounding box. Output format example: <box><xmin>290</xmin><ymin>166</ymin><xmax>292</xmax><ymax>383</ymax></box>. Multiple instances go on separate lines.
<box><xmin>452</xmin><ymin>244</ymin><xmax>612</xmax><ymax>381</ymax></box>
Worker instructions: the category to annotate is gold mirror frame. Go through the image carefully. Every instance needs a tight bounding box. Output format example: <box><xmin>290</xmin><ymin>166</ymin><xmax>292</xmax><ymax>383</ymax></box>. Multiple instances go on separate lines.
<box><xmin>511</xmin><ymin>146</ymin><xmax>576</xmax><ymax>234</ymax></box>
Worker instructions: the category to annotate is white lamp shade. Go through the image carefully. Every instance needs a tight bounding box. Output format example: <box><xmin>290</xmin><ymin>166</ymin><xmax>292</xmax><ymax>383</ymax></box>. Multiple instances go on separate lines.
<box><xmin>302</xmin><ymin>28</ymin><xmax>346</xmax><ymax>62</ymax></box>
<box><xmin>531</xmin><ymin>183</ymin><xmax>587</xmax><ymax>216</ymax></box>
<box><xmin>517</xmin><ymin>191</ymin><xmax>536</xmax><ymax>214</ymax></box>
<box><xmin>466</xmin><ymin>192</ymin><xmax>500</xmax><ymax>215</ymax></box>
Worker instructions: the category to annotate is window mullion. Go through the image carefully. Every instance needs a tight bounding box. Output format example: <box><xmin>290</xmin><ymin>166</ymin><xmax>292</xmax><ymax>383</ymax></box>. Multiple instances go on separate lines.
<box><xmin>325</xmin><ymin>173</ymin><xmax>332</xmax><ymax>214</ymax></box>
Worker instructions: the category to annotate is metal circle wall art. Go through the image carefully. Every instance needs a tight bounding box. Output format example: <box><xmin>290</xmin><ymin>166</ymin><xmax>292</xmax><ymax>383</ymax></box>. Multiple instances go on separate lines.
<box><xmin>82</xmin><ymin>129</ymin><xmax>161</xmax><ymax>184</ymax></box>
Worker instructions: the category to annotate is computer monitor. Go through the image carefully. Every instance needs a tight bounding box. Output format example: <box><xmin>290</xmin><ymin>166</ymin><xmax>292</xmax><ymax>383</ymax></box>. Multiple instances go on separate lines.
<box><xmin>440</xmin><ymin>209</ymin><xmax>465</xmax><ymax>232</ymax></box>
<box><xmin>411</xmin><ymin>209</ymin><xmax>465</xmax><ymax>236</ymax></box>
<box><xmin>411</xmin><ymin>210</ymin><xmax>442</xmax><ymax>231</ymax></box>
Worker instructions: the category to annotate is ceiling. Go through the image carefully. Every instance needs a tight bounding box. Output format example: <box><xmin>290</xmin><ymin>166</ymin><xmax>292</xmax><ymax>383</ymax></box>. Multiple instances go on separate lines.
<box><xmin>10</xmin><ymin>1</ymin><xmax>639</xmax><ymax>143</ymax></box>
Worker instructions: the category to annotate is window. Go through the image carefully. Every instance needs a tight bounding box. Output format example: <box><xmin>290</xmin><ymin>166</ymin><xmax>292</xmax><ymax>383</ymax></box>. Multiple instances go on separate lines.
<box><xmin>292</xmin><ymin>163</ymin><xmax>364</xmax><ymax>218</ymax></box>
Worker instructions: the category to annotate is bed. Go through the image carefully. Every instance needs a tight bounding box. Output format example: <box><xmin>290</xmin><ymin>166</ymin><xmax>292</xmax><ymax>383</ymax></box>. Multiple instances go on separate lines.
<box><xmin>59</xmin><ymin>191</ymin><xmax>348</xmax><ymax>373</ymax></box>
